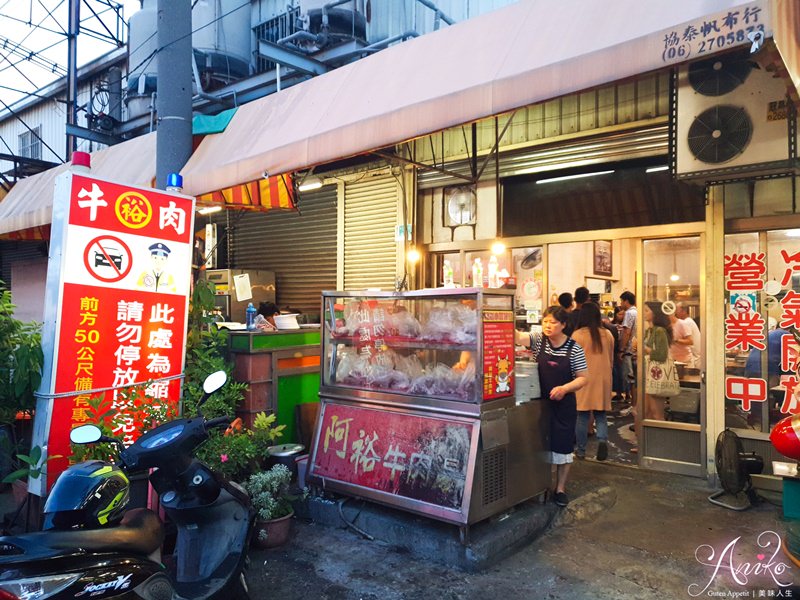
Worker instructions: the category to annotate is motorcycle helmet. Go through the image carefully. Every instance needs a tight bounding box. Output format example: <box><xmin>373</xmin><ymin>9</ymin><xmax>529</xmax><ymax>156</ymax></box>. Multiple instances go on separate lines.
<box><xmin>42</xmin><ymin>460</ymin><xmax>130</xmax><ymax>530</ymax></box>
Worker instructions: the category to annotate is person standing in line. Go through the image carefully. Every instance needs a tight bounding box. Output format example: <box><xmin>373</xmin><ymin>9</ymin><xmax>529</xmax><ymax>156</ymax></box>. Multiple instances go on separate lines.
<box><xmin>515</xmin><ymin>306</ymin><xmax>588</xmax><ymax>507</ymax></box>
<box><xmin>568</xmin><ymin>286</ymin><xmax>591</xmax><ymax>334</ymax></box>
<box><xmin>558</xmin><ymin>292</ymin><xmax>575</xmax><ymax>335</ymax></box>
<box><xmin>611</xmin><ymin>306</ymin><xmax>626</xmax><ymax>401</ymax></box>
<box><xmin>618</xmin><ymin>291</ymin><xmax>638</xmax><ymax>415</ymax></box>
<box><xmin>668</xmin><ymin>308</ymin><xmax>694</xmax><ymax>365</ymax></box>
<box><xmin>643</xmin><ymin>301</ymin><xmax>674</xmax><ymax>421</ymax></box>
<box><xmin>571</xmin><ymin>302</ymin><xmax>614</xmax><ymax>461</ymax></box>
<box><xmin>675</xmin><ymin>302</ymin><xmax>702</xmax><ymax>368</ymax></box>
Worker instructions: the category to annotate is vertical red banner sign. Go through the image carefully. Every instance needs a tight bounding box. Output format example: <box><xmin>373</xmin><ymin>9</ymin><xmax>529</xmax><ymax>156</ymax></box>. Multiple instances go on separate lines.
<box><xmin>482</xmin><ymin>309</ymin><xmax>514</xmax><ymax>401</ymax></box>
<box><xmin>31</xmin><ymin>173</ymin><xmax>194</xmax><ymax>494</ymax></box>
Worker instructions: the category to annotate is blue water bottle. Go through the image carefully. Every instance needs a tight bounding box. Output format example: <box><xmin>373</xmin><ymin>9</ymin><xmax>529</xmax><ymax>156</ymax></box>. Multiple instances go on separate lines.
<box><xmin>246</xmin><ymin>302</ymin><xmax>257</xmax><ymax>330</ymax></box>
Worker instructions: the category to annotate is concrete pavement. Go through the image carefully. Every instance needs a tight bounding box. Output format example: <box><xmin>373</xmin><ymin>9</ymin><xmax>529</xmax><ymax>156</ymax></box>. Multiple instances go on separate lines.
<box><xmin>247</xmin><ymin>460</ymin><xmax>799</xmax><ymax>599</ymax></box>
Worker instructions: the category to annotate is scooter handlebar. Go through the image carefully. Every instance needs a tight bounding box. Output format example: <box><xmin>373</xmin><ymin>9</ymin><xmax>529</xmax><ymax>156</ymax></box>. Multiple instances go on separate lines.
<box><xmin>205</xmin><ymin>416</ymin><xmax>231</xmax><ymax>431</ymax></box>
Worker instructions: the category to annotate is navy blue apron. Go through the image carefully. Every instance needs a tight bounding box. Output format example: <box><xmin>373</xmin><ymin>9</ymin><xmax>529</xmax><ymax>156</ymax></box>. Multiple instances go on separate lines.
<box><xmin>537</xmin><ymin>337</ymin><xmax>577</xmax><ymax>455</ymax></box>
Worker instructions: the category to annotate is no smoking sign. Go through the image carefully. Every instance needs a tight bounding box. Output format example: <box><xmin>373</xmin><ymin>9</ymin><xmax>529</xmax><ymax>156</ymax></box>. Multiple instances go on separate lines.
<box><xmin>83</xmin><ymin>235</ymin><xmax>133</xmax><ymax>283</ymax></box>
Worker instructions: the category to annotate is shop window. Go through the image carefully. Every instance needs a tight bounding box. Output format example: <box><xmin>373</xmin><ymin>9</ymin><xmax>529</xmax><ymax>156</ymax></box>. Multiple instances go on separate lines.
<box><xmin>723</xmin><ymin>230</ymin><xmax>800</xmax><ymax>433</ymax></box>
<box><xmin>723</xmin><ymin>176</ymin><xmax>796</xmax><ymax>219</ymax></box>
<box><xmin>502</xmin><ymin>164</ymin><xmax>705</xmax><ymax>236</ymax></box>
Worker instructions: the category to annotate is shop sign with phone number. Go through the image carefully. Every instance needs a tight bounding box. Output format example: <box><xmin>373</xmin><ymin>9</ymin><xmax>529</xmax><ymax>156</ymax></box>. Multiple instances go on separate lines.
<box><xmin>660</xmin><ymin>2</ymin><xmax>766</xmax><ymax>64</ymax></box>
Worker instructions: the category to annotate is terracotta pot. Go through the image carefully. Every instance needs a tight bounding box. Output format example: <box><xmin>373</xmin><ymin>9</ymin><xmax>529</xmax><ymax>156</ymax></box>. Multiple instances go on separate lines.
<box><xmin>11</xmin><ymin>479</ymin><xmax>28</xmax><ymax>507</ymax></box>
<box><xmin>253</xmin><ymin>511</ymin><xmax>293</xmax><ymax>548</ymax></box>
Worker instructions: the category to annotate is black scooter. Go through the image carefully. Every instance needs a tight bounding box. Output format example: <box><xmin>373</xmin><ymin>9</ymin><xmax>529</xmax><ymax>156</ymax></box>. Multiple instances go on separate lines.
<box><xmin>0</xmin><ymin>370</ymin><xmax>255</xmax><ymax>600</ymax></box>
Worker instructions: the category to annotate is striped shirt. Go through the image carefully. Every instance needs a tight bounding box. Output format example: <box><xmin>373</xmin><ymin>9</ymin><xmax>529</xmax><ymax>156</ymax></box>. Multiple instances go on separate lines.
<box><xmin>529</xmin><ymin>332</ymin><xmax>588</xmax><ymax>377</ymax></box>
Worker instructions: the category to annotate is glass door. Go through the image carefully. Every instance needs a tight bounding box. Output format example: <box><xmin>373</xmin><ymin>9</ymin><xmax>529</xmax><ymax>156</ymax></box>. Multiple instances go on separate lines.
<box><xmin>639</xmin><ymin>236</ymin><xmax>705</xmax><ymax>475</ymax></box>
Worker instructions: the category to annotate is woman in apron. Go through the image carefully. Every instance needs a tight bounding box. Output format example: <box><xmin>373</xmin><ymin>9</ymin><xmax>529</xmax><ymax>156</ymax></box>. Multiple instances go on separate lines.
<box><xmin>515</xmin><ymin>306</ymin><xmax>588</xmax><ymax>507</ymax></box>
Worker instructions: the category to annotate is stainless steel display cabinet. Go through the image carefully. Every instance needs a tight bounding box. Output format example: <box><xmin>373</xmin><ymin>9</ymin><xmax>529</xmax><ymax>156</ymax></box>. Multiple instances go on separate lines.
<box><xmin>308</xmin><ymin>288</ymin><xmax>550</xmax><ymax>527</ymax></box>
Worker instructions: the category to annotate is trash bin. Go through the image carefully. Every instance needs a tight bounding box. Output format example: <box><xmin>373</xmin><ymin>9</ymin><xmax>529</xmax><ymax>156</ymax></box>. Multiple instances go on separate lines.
<box><xmin>266</xmin><ymin>443</ymin><xmax>305</xmax><ymax>481</ymax></box>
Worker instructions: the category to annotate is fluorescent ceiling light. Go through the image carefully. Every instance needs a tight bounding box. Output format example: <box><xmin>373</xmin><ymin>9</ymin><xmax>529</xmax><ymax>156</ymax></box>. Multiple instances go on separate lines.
<box><xmin>298</xmin><ymin>175</ymin><xmax>323</xmax><ymax>191</ymax></box>
<box><xmin>646</xmin><ymin>166</ymin><xmax>669</xmax><ymax>173</ymax></box>
<box><xmin>197</xmin><ymin>206</ymin><xmax>223</xmax><ymax>215</ymax></box>
<box><xmin>536</xmin><ymin>170</ymin><xmax>614</xmax><ymax>185</ymax></box>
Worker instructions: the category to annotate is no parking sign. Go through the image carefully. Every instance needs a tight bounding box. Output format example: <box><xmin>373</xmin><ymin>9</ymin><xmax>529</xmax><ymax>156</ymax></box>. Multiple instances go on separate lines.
<box><xmin>31</xmin><ymin>173</ymin><xmax>195</xmax><ymax>494</ymax></box>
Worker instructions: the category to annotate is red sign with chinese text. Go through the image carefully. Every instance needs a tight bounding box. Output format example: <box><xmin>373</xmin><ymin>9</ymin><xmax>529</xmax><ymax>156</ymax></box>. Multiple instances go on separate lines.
<box><xmin>482</xmin><ymin>310</ymin><xmax>514</xmax><ymax>401</ymax></box>
<box><xmin>311</xmin><ymin>401</ymin><xmax>476</xmax><ymax>511</ymax></box>
<box><xmin>33</xmin><ymin>173</ymin><xmax>194</xmax><ymax>493</ymax></box>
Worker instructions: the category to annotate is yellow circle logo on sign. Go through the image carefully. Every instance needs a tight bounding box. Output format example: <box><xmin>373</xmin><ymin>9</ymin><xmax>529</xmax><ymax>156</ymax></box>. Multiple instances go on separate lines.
<box><xmin>115</xmin><ymin>192</ymin><xmax>152</xmax><ymax>229</ymax></box>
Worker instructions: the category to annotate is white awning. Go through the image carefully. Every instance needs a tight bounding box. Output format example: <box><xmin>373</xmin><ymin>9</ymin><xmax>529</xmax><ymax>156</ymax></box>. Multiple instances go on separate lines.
<box><xmin>181</xmin><ymin>0</ymin><xmax>777</xmax><ymax>197</ymax></box>
<box><xmin>0</xmin><ymin>132</ymin><xmax>156</xmax><ymax>236</ymax></box>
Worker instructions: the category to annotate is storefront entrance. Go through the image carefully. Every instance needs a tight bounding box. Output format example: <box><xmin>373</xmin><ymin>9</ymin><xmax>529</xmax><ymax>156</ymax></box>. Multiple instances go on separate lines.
<box><xmin>639</xmin><ymin>236</ymin><xmax>706</xmax><ymax>476</ymax></box>
<box><xmin>541</xmin><ymin>234</ymin><xmax>705</xmax><ymax>474</ymax></box>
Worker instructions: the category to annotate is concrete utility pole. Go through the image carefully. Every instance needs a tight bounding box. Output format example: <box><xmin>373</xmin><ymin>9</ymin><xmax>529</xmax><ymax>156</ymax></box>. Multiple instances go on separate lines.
<box><xmin>156</xmin><ymin>0</ymin><xmax>192</xmax><ymax>189</ymax></box>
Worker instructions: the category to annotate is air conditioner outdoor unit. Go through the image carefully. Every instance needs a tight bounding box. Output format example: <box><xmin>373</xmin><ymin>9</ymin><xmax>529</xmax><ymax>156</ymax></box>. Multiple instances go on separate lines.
<box><xmin>675</xmin><ymin>48</ymin><xmax>795</xmax><ymax>181</ymax></box>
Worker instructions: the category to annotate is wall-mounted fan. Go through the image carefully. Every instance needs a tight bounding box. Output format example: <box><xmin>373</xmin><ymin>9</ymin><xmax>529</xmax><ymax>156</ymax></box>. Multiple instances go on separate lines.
<box><xmin>708</xmin><ymin>429</ymin><xmax>763</xmax><ymax>510</ymax></box>
<box><xmin>445</xmin><ymin>186</ymin><xmax>477</xmax><ymax>226</ymax></box>
<box><xmin>687</xmin><ymin>105</ymin><xmax>753</xmax><ymax>164</ymax></box>
<box><xmin>688</xmin><ymin>50</ymin><xmax>754</xmax><ymax>96</ymax></box>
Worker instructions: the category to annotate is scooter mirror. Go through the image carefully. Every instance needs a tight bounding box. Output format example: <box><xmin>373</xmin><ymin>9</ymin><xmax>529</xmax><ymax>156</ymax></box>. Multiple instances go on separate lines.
<box><xmin>70</xmin><ymin>424</ymin><xmax>102</xmax><ymax>444</ymax></box>
<box><xmin>202</xmin><ymin>370</ymin><xmax>227</xmax><ymax>395</ymax></box>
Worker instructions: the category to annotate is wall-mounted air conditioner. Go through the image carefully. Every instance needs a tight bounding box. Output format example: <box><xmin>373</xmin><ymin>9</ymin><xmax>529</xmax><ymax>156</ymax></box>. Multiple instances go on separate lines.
<box><xmin>675</xmin><ymin>48</ymin><xmax>794</xmax><ymax>180</ymax></box>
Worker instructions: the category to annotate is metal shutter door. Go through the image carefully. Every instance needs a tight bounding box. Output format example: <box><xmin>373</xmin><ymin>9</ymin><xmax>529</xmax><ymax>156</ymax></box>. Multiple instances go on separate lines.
<box><xmin>343</xmin><ymin>174</ymin><xmax>399</xmax><ymax>291</ymax></box>
<box><xmin>215</xmin><ymin>186</ymin><xmax>337</xmax><ymax>314</ymax></box>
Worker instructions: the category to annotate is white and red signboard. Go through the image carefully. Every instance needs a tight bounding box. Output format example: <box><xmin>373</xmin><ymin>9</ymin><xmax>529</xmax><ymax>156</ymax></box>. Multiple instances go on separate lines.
<box><xmin>31</xmin><ymin>173</ymin><xmax>195</xmax><ymax>494</ymax></box>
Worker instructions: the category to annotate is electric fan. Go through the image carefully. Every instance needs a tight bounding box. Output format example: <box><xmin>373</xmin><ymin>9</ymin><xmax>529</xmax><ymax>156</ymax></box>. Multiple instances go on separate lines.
<box><xmin>708</xmin><ymin>429</ymin><xmax>764</xmax><ymax>510</ymax></box>
<box><xmin>687</xmin><ymin>105</ymin><xmax>753</xmax><ymax>164</ymax></box>
<box><xmin>688</xmin><ymin>50</ymin><xmax>754</xmax><ymax>97</ymax></box>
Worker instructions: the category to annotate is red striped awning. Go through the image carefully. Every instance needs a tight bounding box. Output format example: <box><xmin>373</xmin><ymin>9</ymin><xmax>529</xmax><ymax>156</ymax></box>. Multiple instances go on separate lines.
<box><xmin>196</xmin><ymin>174</ymin><xmax>295</xmax><ymax>211</ymax></box>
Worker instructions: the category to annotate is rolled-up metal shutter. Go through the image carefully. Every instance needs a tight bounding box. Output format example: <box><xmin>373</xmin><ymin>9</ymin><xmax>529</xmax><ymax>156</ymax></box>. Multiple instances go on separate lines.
<box><xmin>343</xmin><ymin>174</ymin><xmax>399</xmax><ymax>291</ymax></box>
<box><xmin>211</xmin><ymin>185</ymin><xmax>337</xmax><ymax>314</ymax></box>
<box><xmin>417</xmin><ymin>124</ymin><xmax>669</xmax><ymax>189</ymax></box>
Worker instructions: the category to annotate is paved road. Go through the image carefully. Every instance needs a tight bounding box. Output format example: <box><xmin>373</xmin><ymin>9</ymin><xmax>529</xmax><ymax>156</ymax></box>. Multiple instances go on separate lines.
<box><xmin>247</xmin><ymin>460</ymin><xmax>798</xmax><ymax>600</ymax></box>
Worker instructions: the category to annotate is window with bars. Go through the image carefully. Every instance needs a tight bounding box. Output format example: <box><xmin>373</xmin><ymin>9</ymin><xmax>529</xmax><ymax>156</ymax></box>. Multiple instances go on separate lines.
<box><xmin>18</xmin><ymin>125</ymin><xmax>42</xmax><ymax>160</ymax></box>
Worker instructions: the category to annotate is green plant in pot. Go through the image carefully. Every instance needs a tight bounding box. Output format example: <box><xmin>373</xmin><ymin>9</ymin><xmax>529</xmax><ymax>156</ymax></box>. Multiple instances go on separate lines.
<box><xmin>245</xmin><ymin>464</ymin><xmax>299</xmax><ymax>548</ymax></box>
<box><xmin>0</xmin><ymin>282</ymin><xmax>44</xmax><ymax>425</ymax></box>
<box><xmin>197</xmin><ymin>412</ymin><xmax>286</xmax><ymax>483</ymax></box>
<box><xmin>2</xmin><ymin>444</ymin><xmax>62</xmax><ymax>507</ymax></box>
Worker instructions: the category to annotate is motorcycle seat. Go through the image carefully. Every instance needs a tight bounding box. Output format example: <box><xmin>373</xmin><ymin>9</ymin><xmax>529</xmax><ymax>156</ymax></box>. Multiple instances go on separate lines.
<box><xmin>3</xmin><ymin>508</ymin><xmax>164</xmax><ymax>558</ymax></box>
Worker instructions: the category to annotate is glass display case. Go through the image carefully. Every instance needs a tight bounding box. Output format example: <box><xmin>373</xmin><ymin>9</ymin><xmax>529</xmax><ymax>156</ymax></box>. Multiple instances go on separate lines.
<box><xmin>311</xmin><ymin>288</ymin><xmax>550</xmax><ymax>527</ymax></box>
<box><xmin>321</xmin><ymin>288</ymin><xmax>516</xmax><ymax>408</ymax></box>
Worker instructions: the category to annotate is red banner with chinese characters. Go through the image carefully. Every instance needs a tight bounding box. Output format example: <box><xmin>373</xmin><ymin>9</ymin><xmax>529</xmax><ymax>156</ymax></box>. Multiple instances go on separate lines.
<box><xmin>311</xmin><ymin>402</ymin><xmax>476</xmax><ymax>511</ymax></box>
<box><xmin>482</xmin><ymin>309</ymin><xmax>514</xmax><ymax>401</ymax></box>
<box><xmin>723</xmin><ymin>250</ymin><xmax>800</xmax><ymax>416</ymax></box>
<box><xmin>32</xmin><ymin>174</ymin><xmax>194</xmax><ymax>493</ymax></box>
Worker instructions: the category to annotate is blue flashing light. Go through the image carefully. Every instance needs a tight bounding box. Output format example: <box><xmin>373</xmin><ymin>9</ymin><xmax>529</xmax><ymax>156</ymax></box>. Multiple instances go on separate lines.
<box><xmin>166</xmin><ymin>173</ymin><xmax>183</xmax><ymax>189</ymax></box>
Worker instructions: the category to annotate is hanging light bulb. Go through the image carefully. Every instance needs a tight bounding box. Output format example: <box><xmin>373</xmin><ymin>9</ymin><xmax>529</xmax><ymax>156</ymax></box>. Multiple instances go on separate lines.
<box><xmin>670</xmin><ymin>250</ymin><xmax>680</xmax><ymax>282</ymax></box>
<box><xmin>407</xmin><ymin>247</ymin><xmax>421</xmax><ymax>263</ymax></box>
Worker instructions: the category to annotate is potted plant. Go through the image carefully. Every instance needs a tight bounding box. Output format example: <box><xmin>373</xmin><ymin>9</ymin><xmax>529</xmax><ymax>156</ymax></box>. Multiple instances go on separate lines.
<box><xmin>245</xmin><ymin>464</ymin><xmax>298</xmax><ymax>548</ymax></box>
<box><xmin>0</xmin><ymin>281</ymin><xmax>44</xmax><ymax>483</ymax></box>
<box><xmin>197</xmin><ymin>412</ymin><xmax>286</xmax><ymax>483</ymax></box>
<box><xmin>2</xmin><ymin>444</ymin><xmax>61</xmax><ymax>506</ymax></box>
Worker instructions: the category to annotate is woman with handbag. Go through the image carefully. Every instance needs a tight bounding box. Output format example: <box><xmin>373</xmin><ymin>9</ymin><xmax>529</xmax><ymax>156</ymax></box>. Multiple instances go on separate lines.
<box><xmin>572</xmin><ymin>302</ymin><xmax>615</xmax><ymax>461</ymax></box>
<box><xmin>643</xmin><ymin>301</ymin><xmax>677</xmax><ymax>420</ymax></box>
<box><xmin>515</xmin><ymin>306</ymin><xmax>588</xmax><ymax>507</ymax></box>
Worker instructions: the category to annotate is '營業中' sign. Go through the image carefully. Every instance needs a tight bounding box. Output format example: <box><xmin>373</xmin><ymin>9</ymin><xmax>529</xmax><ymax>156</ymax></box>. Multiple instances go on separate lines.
<box><xmin>311</xmin><ymin>401</ymin><xmax>477</xmax><ymax>516</ymax></box>
<box><xmin>31</xmin><ymin>173</ymin><xmax>194</xmax><ymax>494</ymax></box>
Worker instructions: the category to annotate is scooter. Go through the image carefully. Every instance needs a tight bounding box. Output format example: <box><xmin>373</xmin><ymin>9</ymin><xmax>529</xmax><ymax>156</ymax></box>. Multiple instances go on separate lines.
<box><xmin>0</xmin><ymin>370</ymin><xmax>255</xmax><ymax>600</ymax></box>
